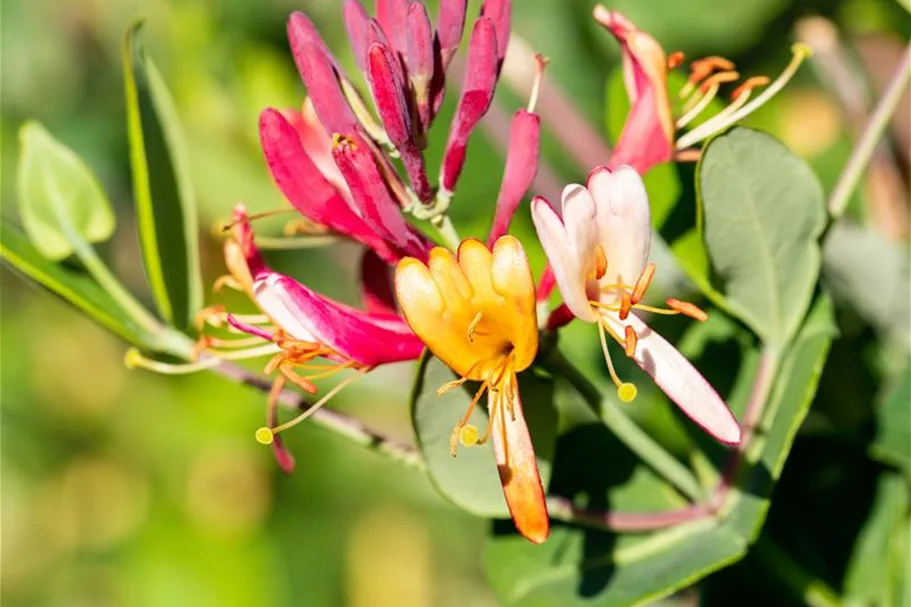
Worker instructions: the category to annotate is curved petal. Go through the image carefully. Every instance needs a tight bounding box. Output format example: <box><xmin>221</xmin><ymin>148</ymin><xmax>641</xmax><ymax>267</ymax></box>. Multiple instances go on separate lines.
<box><xmin>253</xmin><ymin>272</ymin><xmax>424</xmax><ymax>367</ymax></box>
<box><xmin>491</xmin><ymin>375</ymin><xmax>550</xmax><ymax>544</ymax></box>
<box><xmin>490</xmin><ymin>236</ymin><xmax>538</xmax><ymax>372</ymax></box>
<box><xmin>530</xmin><ymin>197</ymin><xmax>598</xmax><ymax>322</ymax></box>
<box><xmin>603</xmin><ymin>312</ymin><xmax>742</xmax><ymax>445</ymax></box>
<box><xmin>588</xmin><ymin>166</ymin><xmax>651</xmax><ymax>293</ymax></box>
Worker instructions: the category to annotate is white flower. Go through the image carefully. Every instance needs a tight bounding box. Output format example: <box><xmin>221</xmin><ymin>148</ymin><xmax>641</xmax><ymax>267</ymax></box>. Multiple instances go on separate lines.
<box><xmin>531</xmin><ymin>165</ymin><xmax>742</xmax><ymax>445</ymax></box>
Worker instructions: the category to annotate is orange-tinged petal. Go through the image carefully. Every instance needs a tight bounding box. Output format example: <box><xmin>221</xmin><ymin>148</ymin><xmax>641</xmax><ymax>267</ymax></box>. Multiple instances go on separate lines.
<box><xmin>491</xmin><ymin>376</ymin><xmax>549</xmax><ymax>544</ymax></box>
<box><xmin>395</xmin><ymin>257</ymin><xmax>477</xmax><ymax>377</ymax></box>
<box><xmin>490</xmin><ymin>236</ymin><xmax>538</xmax><ymax>372</ymax></box>
<box><xmin>428</xmin><ymin>247</ymin><xmax>474</xmax><ymax>313</ymax></box>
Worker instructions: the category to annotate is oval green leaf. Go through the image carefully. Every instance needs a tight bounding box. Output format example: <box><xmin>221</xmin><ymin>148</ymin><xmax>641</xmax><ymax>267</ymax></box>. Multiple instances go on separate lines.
<box><xmin>697</xmin><ymin>127</ymin><xmax>827</xmax><ymax>346</ymax></box>
<box><xmin>410</xmin><ymin>353</ymin><xmax>558</xmax><ymax>518</ymax></box>
<box><xmin>16</xmin><ymin>121</ymin><xmax>115</xmax><ymax>261</ymax></box>
<box><xmin>124</xmin><ymin>22</ymin><xmax>202</xmax><ymax>330</ymax></box>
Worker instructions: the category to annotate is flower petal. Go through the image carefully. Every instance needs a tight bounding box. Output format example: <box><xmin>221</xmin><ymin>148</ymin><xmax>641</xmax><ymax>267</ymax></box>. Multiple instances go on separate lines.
<box><xmin>588</xmin><ymin>165</ymin><xmax>651</xmax><ymax>291</ymax></box>
<box><xmin>490</xmin><ymin>236</ymin><xmax>538</xmax><ymax>372</ymax></box>
<box><xmin>603</xmin><ymin>312</ymin><xmax>743</xmax><ymax>445</ymax></box>
<box><xmin>530</xmin><ymin>196</ymin><xmax>598</xmax><ymax>322</ymax></box>
<box><xmin>253</xmin><ymin>272</ymin><xmax>423</xmax><ymax>367</ymax></box>
<box><xmin>491</xmin><ymin>377</ymin><xmax>549</xmax><ymax>544</ymax></box>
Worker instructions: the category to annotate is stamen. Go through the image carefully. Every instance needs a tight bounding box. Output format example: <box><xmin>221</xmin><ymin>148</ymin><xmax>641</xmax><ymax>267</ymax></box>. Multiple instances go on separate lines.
<box><xmin>681</xmin><ymin>56</ymin><xmax>737</xmax><ymax>96</ymax></box>
<box><xmin>195</xmin><ymin>304</ymin><xmax>226</xmax><ymax>330</ymax></box>
<box><xmin>467</xmin><ymin>311</ymin><xmax>483</xmax><ymax>344</ymax></box>
<box><xmin>631</xmin><ymin>263</ymin><xmax>656</xmax><ymax>304</ymax></box>
<box><xmin>254</xmin><ymin>235</ymin><xmax>339</xmax><ymax>250</ymax></box>
<box><xmin>596</xmin><ymin>319</ymin><xmax>637</xmax><ymax>403</ymax></box>
<box><xmin>278</xmin><ymin>365</ymin><xmax>318</xmax><ymax>394</ymax></box>
<box><xmin>676</xmin><ymin>43</ymin><xmax>812</xmax><ymax>150</ymax></box>
<box><xmin>283</xmin><ymin>217</ymin><xmax>330</xmax><ymax>236</ymax></box>
<box><xmin>593</xmin><ymin>245</ymin><xmax>608</xmax><ymax>280</ymax></box>
<box><xmin>124</xmin><ymin>344</ymin><xmax>281</xmax><ymax>374</ymax></box>
<box><xmin>212</xmin><ymin>276</ymin><xmax>242</xmax><ymax>292</ymax></box>
<box><xmin>193</xmin><ymin>335</ymin><xmax>268</xmax><ymax>360</ymax></box>
<box><xmin>624</xmin><ymin>326</ymin><xmax>638</xmax><ymax>357</ymax></box>
<box><xmin>678</xmin><ymin>84</ymin><xmax>720</xmax><ymax>127</ymax></box>
<box><xmin>219</xmin><ymin>208</ymin><xmax>296</xmax><ymax>232</ymax></box>
<box><xmin>667</xmin><ymin>51</ymin><xmax>685</xmax><ymax>70</ymax></box>
<box><xmin>255</xmin><ymin>367</ymin><xmax>370</xmax><ymax>443</ymax></box>
<box><xmin>449</xmin><ymin>381</ymin><xmax>489</xmax><ymax>457</ymax></box>
<box><xmin>698</xmin><ymin>70</ymin><xmax>740</xmax><ymax>93</ymax></box>
<box><xmin>527</xmin><ymin>53</ymin><xmax>550</xmax><ymax>113</ymax></box>
<box><xmin>666</xmin><ymin>298</ymin><xmax>709</xmax><ymax>322</ymax></box>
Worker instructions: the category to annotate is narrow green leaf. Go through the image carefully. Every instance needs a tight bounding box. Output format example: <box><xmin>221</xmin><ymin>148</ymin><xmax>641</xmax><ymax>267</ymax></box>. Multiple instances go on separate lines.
<box><xmin>724</xmin><ymin>294</ymin><xmax>838</xmax><ymax>541</ymax></box>
<box><xmin>124</xmin><ymin>22</ymin><xmax>202</xmax><ymax>330</ymax></box>
<box><xmin>843</xmin><ymin>472</ymin><xmax>910</xmax><ymax>607</ymax></box>
<box><xmin>410</xmin><ymin>353</ymin><xmax>558</xmax><ymax>518</ymax></box>
<box><xmin>697</xmin><ymin>127</ymin><xmax>827</xmax><ymax>346</ymax></box>
<box><xmin>0</xmin><ymin>221</ymin><xmax>155</xmax><ymax>347</ymax></box>
<box><xmin>16</xmin><ymin>121</ymin><xmax>115</xmax><ymax>260</ymax></box>
<box><xmin>870</xmin><ymin>360</ymin><xmax>911</xmax><ymax>477</ymax></box>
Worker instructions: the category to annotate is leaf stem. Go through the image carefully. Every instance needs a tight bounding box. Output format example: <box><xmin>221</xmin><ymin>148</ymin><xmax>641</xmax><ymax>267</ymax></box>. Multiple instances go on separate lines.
<box><xmin>712</xmin><ymin>346</ymin><xmax>780</xmax><ymax>510</ymax></box>
<box><xmin>548</xmin><ymin>496</ymin><xmax>708</xmax><ymax>532</ymax></box>
<box><xmin>547</xmin><ymin>349</ymin><xmax>706</xmax><ymax>503</ymax></box>
<box><xmin>827</xmin><ymin>44</ymin><xmax>910</xmax><ymax>219</ymax></box>
<box><xmin>751</xmin><ymin>536</ymin><xmax>846</xmax><ymax>607</ymax></box>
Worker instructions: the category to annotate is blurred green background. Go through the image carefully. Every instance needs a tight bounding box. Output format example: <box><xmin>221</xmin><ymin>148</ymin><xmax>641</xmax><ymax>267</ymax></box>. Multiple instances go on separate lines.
<box><xmin>2</xmin><ymin>0</ymin><xmax>908</xmax><ymax>605</ymax></box>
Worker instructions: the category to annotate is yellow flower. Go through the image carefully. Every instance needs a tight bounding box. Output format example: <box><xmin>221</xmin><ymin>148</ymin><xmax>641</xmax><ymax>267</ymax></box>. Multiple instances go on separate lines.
<box><xmin>395</xmin><ymin>236</ymin><xmax>549</xmax><ymax>544</ymax></box>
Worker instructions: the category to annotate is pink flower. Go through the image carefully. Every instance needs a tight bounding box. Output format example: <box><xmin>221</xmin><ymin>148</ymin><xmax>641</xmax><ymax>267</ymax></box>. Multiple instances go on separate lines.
<box><xmin>594</xmin><ymin>6</ymin><xmax>810</xmax><ymax>175</ymax></box>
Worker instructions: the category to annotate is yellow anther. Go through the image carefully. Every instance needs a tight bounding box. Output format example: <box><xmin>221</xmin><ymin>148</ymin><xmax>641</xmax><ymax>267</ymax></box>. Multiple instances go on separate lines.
<box><xmin>618</xmin><ymin>382</ymin><xmax>638</xmax><ymax>403</ymax></box>
<box><xmin>624</xmin><ymin>326</ymin><xmax>638</xmax><ymax>358</ymax></box>
<box><xmin>255</xmin><ymin>427</ymin><xmax>274</xmax><ymax>445</ymax></box>
<box><xmin>631</xmin><ymin>263</ymin><xmax>656</xmax><ymax>304</ymax></box>
<box><xmin>666</xmin><ymin>298</ymin><xmax>709</xmax><ymax>322</ymax></box>
<box><xmin>459</xmin><ymin>424</ymin><xmax>481</xmax><ymax>447</ymax></box>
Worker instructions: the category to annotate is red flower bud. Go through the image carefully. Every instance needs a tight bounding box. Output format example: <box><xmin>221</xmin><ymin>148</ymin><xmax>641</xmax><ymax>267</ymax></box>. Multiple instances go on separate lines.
<box><xmin>487</xmin><ymin>109</ymin><xmax>540</xmax><ymax>244</ymax></box>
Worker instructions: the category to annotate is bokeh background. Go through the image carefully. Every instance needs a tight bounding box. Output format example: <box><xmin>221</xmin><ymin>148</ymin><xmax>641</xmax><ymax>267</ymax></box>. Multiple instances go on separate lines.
<box><xmin>2</xmin><ymin>0</ymin><xmax>909</xmax><ymax>605</ymax></box>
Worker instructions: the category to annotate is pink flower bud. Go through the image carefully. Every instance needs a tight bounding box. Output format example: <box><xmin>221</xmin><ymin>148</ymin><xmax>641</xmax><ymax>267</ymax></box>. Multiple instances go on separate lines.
<box><xmin>343</xmin><ymin>0</ymin><xmax>370</xmax><ymax>70</ymax></box>
<box><xmin>287</xmin><ymin>12</ymin><xmax>357</xmax><ymax>134</ymax></box>
<box><xmin>436</xmin><ymin>0</ymin><xmax>467</xmax><ymax>68</ymax></box>
<box><xmin>487</xmin><ymin>109</ymin><xmax>539</xmax><ymax>244</ymax></box>
<box><xmin>406</xmin><ymin>2</ymin><xmax>435</xmax><ymax>130</ymax></box>
<box><xmin>481</xmin><ymin>0</ymin><xmax>511</xmax><ymax>65</ymax></box>
<box><xmin>376</xmin><ymin>0</ymin><xmax>410</xmax><ymax>58</ymax></box>
<box><xmin>440</xmin><ymin>16</ymin><xmax>499</xmax><ymax>193</ymax></box>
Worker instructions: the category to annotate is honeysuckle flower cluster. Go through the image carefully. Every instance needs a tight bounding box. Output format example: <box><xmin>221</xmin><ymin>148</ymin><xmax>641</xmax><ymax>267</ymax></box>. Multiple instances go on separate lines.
<box><xmin>128</xmin><ymin>3</ymin><xmax>757</xmax><ymax>544</ymax></box>
<box><xmin>595</xmin><ymin>5</ymin><xmax>811</xmax><ymax>175</ymax></box>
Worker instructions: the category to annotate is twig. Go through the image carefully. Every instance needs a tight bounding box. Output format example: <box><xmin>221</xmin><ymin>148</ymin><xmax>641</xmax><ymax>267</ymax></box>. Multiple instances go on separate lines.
<box><xmin>827</xmin><ymin>43</ymin><xmax>911</xmax><ymax>219</ymax></box>
<box><xmin>548</xmin><ymin>497</ymin><xmax>709</xmax><ymax>531</ymax></box>
<box><xmin>210</xmin><ymin>360</ymin><xmax>426</xmax><ymax>471</ymax></box>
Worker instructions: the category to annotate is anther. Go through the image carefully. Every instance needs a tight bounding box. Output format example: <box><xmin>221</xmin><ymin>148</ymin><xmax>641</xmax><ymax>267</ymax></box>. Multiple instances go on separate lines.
<box><xmin>666</xmin><ymin>298</ymin><xmax>709</xmax><ymax>322</ymax></box>
<box><xmin>593</xmin><ymin>245</ymin><xmax>608</xmax><ymax>280</ymax></box>
<box><xmin>631</xmin><ymin>263</ymin><xmax>656</xmax><ymax>304</ymax></box>
<box><xmin>527</xmin><ymin>53</ymin><xmax>550</xmax><ymax>113</ymax></box>
<box><xmin>624</xmin><ymin>326</ymin><xmax>638</xmax><ymax>358</ymax></box>
<box><xmin>619</xmin><ymin>291</ymin><xmax>632</xmax><ymax>321</ymax></box>
<box><xmin>731</xmin><ymin>76</ymin><xmax>770</xmax><ymax>101</ymax></box>
<box><xmin>698</xmin><ymin>71</ymin><xmax>740</xmax><ymax>94</ymax></box>
<box><xmin>667</xmin><ymin>51</ymin><xmax>685</xmax><ymax>70</ymax></box>
<box><xmin>332</xmin><ymin>132</ymin><xmax>357</xmax><ymax>150</ymax></box>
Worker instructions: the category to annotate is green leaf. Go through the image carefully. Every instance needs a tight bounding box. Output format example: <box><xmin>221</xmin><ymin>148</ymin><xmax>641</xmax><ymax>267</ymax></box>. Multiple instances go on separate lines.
<box><xmin>697</xmin><ymin>127</ymin><xmax>827</xmax><ymax>346</ymax></box>
<box><xmin>486</xmin><ymin>518</ymin><xmax>746</xmax><ymax>607</ymax></box>
<box><xmin>843</xmin><ymin>472</ymin><xmax>911</xmax><ymax>607</ymax></box>
<box><xmin>0</xmin><ymin>221</ymin><xmax>155</xmax><ymax>347</ymax></box>
<box><xmin>870</xmin><ymin>360</ymin><xmax>911</xmax><ymax>477</ymax></box>
<box><xmin>16</xmin><ymin>121</ymin><xmax>115</xmax><ymax>261</ymax></box>
<box><xmin>410</xmin><ymin>353</ymin><xmax>558</xmax><ymax>518</ymax></box>
<box><xmin>124</xmin><ymin>22</ymin><xmax>203</xmax><ymax>330</ymax></box>
<box><xmin>723</xmin><ymin>294</ymin><xmax>838</xmax><ymax>541</ymax></box>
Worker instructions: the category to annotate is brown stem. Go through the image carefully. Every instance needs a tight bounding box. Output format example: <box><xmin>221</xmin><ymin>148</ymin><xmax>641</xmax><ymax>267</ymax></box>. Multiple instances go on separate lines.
<box><xmin>548</xmin><ymin>497</ymin><xmax>708</xmax><ymax>532</ymax></box>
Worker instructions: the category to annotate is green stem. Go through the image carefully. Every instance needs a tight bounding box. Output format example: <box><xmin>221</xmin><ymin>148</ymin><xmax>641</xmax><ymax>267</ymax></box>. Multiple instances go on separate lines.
<box><xmin>828</xmin><ymin>45</ymin><xmax>910</xmax><ymax>219</ymax></box>
<box><xmin>548</xmin><ymin>350</ymin><xmax>706</xmax><ymax>503</ymax></box>
<box><xmin>434</xmin><ymin>214</ymin><xmax>462</xmax><ymax>250</ymax></box>
<box><xmin>752</xmin><ymin>536</ymin><xmax>846</xmax><ymax>607</ymax></box>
